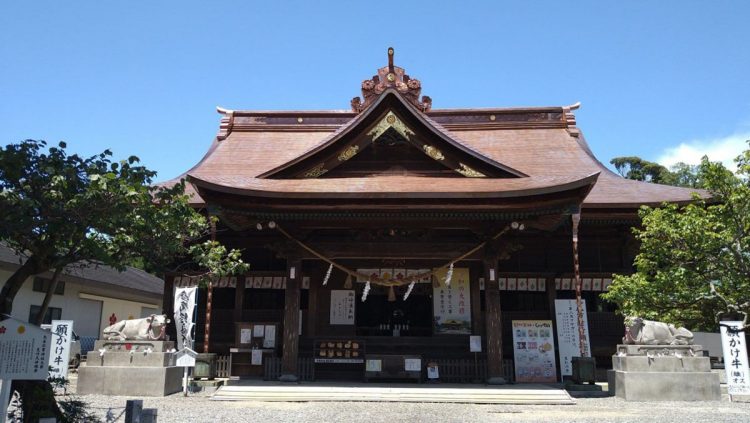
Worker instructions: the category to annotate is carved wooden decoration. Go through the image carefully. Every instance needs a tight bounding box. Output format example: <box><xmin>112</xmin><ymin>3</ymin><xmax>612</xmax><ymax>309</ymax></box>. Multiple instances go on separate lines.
<box><xmin>352</xmin><ymin>47</ymin><xmax>432</xmax><ymax>113</ymax></box>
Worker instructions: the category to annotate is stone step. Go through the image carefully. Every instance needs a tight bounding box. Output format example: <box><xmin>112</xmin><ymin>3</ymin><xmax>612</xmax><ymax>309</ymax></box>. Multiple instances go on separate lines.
<box><xmin>211</xmin><ymin>384</ymin><xmax>575</xmax><ymax>404</ymax></box>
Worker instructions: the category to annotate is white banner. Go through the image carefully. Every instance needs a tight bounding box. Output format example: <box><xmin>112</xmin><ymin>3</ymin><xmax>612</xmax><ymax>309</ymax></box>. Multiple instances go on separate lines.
<box><xmin>174</xmin><ymin>286</ymin><xmax>197</xmax><ymax>350</ymax></box>
<box><xmin>720</xmin><ymin>321</ymin><xmax>750</xmax><ymax>396</ymax></box>
<box><xmin>554</xmin><ymin>299</ymin><xmax>591</xmax><ymax>376</ymax></box>
<box><xmin>512</xmin><ymin>320</ymin><xmax>557</xmax><ymax>383</ymax></box>
<box><xmin>48</xmin><ymin>320</ymin><xmax>74</xmax><ymax>379</ymax></box>
<box><xmin>433</xmin><ymin>268</ymin><xmax>471</xmax><ymax>334</ymax></box>
<box><xmin>330</xmin><ymin>290</ymin><xmax>355</xmax><ymax>325</ymax></box>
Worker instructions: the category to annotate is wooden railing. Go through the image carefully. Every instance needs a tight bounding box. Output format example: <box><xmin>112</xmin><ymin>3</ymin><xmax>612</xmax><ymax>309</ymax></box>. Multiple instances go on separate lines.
<box><xmin>264</xmin><ymin>357</ymin><xmax>315</xmax><ymax>381</ymax></box>
<box><xmin>216</xmin><ymin>355</ymin><xmax>230</xmax><ymax>378</ymax></box>
<box><xmin>426</xmin><ymin>358</ymin><xmax>514</xmax><ymax>383</ymax></box>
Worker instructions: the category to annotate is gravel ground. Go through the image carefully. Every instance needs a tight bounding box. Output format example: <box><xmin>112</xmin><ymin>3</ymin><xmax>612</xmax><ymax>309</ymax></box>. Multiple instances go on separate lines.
<box><xmin>69</xmin><ymin>384</ymin><xmax>750</xmax><ymax>423</ymax></box>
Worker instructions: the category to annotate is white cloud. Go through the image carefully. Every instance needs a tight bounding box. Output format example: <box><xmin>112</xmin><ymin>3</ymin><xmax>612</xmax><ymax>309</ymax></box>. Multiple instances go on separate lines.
<box><xmin>657</xmin><ymin>132</ymin><xmax>750</xmax><ymax>170</ymax></box>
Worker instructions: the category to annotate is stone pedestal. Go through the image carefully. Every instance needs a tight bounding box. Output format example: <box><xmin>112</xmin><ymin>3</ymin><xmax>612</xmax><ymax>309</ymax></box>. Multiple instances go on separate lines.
<box><xmin>78</xmin><ymin>340</ymin><xmax>182</xmax><ymax>397</ymax></box>
<box><xmin>608</xmin><ymin>344</ymin><xmax>720</xmax><ymax>401</ymax></box>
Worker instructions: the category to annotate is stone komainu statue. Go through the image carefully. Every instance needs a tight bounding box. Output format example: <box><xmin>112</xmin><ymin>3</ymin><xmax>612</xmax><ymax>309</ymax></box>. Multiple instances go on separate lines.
<box><xmin>623</xmin><ymin>317</ymin><xmax>694</xmax><ymax>345</ymax></box>
<box><xmin>102</xmin><ymin>314</ymin><xmax>170</xmax><ymax>341</ymax></box>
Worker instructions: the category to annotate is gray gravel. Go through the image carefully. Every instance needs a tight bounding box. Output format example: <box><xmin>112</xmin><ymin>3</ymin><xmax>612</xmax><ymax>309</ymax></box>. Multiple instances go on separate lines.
<box><xmin>73</xmin><ymin>389</ymin><xmax>750</xmax><ymax>423</ymax></box>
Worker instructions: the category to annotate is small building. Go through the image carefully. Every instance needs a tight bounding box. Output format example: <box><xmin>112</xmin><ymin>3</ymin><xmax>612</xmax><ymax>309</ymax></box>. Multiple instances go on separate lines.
<box><xmin>162</xmin><ymin>49</ymin><xmax>701</xmax><ymax>382</ymax></box>
<box><xmin>0</xmin><ymin>244</ymin><xmax>164</xmax><ymax>340</ymax></box>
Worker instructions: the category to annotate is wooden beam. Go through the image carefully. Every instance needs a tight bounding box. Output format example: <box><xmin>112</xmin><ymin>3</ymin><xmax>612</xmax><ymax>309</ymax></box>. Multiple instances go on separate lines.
<box><xmin>483</xmin><ymin>247</ymin><xmax>506</xmax><ymax>384</ymax></box>
<box><xmin>234</xmin><ymin>275</ymin><xmax>245</xmax><ymax>322</ymax></box>
<box><xmin>280</xmin><ymin>258</ymin><xmax>302</xmax><ymax>381</ymax></box>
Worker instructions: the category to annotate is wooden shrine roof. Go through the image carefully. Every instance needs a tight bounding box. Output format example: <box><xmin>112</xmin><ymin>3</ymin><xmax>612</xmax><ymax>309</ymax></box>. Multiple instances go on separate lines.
<box><xmin>162</xmin><ymin>49</ymin><xmax>706</xmax><ymax>211</ymax></box>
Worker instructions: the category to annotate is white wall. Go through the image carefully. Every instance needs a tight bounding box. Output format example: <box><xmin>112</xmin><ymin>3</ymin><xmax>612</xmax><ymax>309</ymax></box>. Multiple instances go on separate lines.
<box><xmin>1</xmin><ymin>268</ymin><xmax>162</xmax><ymax>338</ymax></box>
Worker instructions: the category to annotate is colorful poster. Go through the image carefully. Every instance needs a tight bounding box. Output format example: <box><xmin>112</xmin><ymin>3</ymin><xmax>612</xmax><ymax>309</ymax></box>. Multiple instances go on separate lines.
<box><xmin>554</xmin><ymin>299</ymin><xmax>591</xmax><ymax>376</ymax></box>
<box><xmin>432</xmin><ymin>267</ymin><xmax>471</xmax><ymax>334</ymax></box>
<box><xmin>173</xmin><ymin>286</ymin><xmax>197</xmax><ymax>350</ymax></box>
<box><xmin>512</xmin><ymin>320</ymin><xmax>557</xmax><ymax>383</ymax></box>
<box><xmin>720</xmin><ymin>321</ymin><xmax>750</xmax><ymax>396</ymax></box>
<box><xmin>330</xmin><ymin>290</ymin><xmax>356</xmax><ymax>325</ymax></box>
<box><xmin>48</xmin><ymin>320</ymin><xmax>74</xmax><ymax>379</ymax></box>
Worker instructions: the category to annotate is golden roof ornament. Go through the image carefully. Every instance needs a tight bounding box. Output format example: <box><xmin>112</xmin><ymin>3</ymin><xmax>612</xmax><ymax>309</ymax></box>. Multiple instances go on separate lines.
<box><xmin>351</xmin><ymin>47</ymin><xmax>432</xmax><ymax>113</ymax></box>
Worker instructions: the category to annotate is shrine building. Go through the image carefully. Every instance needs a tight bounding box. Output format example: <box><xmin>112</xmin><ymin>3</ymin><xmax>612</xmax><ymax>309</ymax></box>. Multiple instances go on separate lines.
<box><xmin>162</xmin><ymin>48</ymin><xmax>701</xmax><ymax>383</ymax></box>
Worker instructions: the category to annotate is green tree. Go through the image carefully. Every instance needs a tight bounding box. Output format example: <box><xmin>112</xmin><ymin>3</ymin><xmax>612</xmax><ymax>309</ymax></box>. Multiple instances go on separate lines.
<box><xmin>603</xmin><ymin>143</ymin><xmax>750</xmax><ymax>331</ymax></box>
<box><xmin>610</xmin><ymin>156</ymin><xmax>701</xmax><ymax>188</ymax></box>
<box><xmin>0</xmin><ymin>139</ymin><xmax>248</xmax><ymax>421</ymax></box>
<box><xmin>0</xmin><ymin>140</ymin><xmax>247</xmax><ymax>315</ymax></box>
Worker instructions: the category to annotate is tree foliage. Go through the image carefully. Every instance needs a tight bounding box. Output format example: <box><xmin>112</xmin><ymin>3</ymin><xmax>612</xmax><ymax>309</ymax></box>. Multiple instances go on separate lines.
<box><xmin>610</xmin><ymin>156</ymin><xmax>701</xmax><ymax>188</ymax></box>
<box><xmin>0</xmin><ymin>139</ymin><xmax>247</xmax><ymax>315</ymax></box>
<box><xmin>603</xmin><ymin>142</ymin><xmax>750</xmax><ymax>330</ymax></box>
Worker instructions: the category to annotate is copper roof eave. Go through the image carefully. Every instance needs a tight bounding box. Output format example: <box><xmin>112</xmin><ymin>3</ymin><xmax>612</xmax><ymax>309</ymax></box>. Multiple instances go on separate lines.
<box><xmin>186</xmin><ymin>172</ymin><xmax>599</xmax><ymax>200</ymax></box>
<box><xmin>257</xmin><ymin>89</ymin><xmax>528</xmax><ymax>179</ymax></box>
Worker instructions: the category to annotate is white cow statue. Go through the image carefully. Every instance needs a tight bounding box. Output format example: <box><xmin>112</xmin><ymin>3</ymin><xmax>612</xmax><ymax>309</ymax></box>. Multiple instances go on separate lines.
<box><xmin>102</xmin><ymin>314</ymin><xmax>170</xmax><ymax>341</ymax></box>
<box><xmin>623</xmin><ymin>317</ymin><xmax>694</xmax><ymax>345</ymax></box>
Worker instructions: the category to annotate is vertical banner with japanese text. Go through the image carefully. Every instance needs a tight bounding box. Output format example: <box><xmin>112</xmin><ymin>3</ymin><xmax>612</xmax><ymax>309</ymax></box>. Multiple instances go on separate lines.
<box><xmin>720</xmin><ymin>321</ymin><xmax>750</xmax><ymax>396</ymax></box>
<box><xmin>48</xmin><ymin>320</ymin><xmax>74</xmax><ymax>379</ymax></box>
<box><xmin>174</xmin><ymin>286</ymin><xmax>197</xmax><ymax>350</ymax></box>
<box><xmin>330</xmin><ymin>290</ymin><xmax>355</xmax><ymax>325</ymax></box>
<box><xmin>512</xmin><ymin>320</ymin><xmax>557</xmax><ymax>382</ymax></box>
<box><xmin>555</xmin><ymin>299</ymin><xmax>591</xmax><ymax>376</ymax></box>
<box><xmin>433</xmin><ymin>268</ymin><xmax>471</xmax><ymax>334</ymax></box>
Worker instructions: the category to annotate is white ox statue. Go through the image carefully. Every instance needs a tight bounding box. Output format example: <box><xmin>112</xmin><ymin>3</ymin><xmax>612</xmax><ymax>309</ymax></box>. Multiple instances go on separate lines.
<box><xmin>623</xmin><ymin>317</ymin><xmax>694</xmax><ymax>345</ymax></box>
<box><xmin>102</xmin><ymin>314</ymin><xmax>170</xmax><ymax>341</ymax></box>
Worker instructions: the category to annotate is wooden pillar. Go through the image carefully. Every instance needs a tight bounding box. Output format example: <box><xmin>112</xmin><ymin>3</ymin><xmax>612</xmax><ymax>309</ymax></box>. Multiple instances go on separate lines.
<box><xmin>234</xmin><ymin>275</ymin><xmax>246</xmax><ymax>322</ymax></box>
<box><xmin>280</xmin><ymin>258</ymin><xmax>302</xmax><ymax>382</ymax></box>
<box><xmin>470</xmin><ymin>264</ymin><xmax>483</xmax><ymax>336</ymax></box>
<box><xmin>163</xmin><ymin>274</ymin><xmax>176</xmax><ymax>341</ymax></box>
<box><xmin>483</xmin><ymin>247</ymin><xmax>506</xmax><ymax>384</ymax></box>
<box><xmin>307</xmin><ymin>263</ymin><xmax>320</xmax><ymax>338</ymax></box>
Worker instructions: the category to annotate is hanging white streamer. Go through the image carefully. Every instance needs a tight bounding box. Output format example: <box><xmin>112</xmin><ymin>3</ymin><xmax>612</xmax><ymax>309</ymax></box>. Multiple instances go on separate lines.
<box><xmin>322</xmin><ymin>263</ymin><xmax>333</xmax><ymax>285</ymax></box>
<box><xmin>361</xmin><ymin>281</ymin><xmax>371</xmax><ymax>302</ymax></box>
<box><xmin>444</xmin><ymin>262</ymin><xmax>454</xmax><ymax>286</ymax></box>
<box><xmin>403</xmin><ymin>280</ymin><xmax>416</xmax><ymax>300</ymax></box>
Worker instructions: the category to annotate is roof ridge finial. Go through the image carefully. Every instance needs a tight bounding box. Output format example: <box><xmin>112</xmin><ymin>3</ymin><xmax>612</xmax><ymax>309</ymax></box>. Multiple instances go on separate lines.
<box><xmin>388</xmin><ymin>47</ymin><xmax>394</xmax><ymax>73</ymax></box>
<box><xmin>350</xmin><ymin>48</ymin><xmax>432</xmax><ymax>114</ymax></box>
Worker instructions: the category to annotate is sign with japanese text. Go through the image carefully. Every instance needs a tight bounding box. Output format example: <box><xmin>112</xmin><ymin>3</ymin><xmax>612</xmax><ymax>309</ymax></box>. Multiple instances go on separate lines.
<box><xmin>555</xmin><ymin>299</ymin><xmax>591</xmax><ymax>376</ymax></box>
<box><xmin>0</xmin><ymin>316</ymin><xmax>51</xmax><ymax>380</ymax></box>
<box><xmin>174</xmin><ymin>348</ymin><xmax>197</xmax><ymax>367</ymax></box>
<box><xmin>512</xmin><ymin>320</ymin><xmax>557</xmax><ymax>383</ymax></box>
<box><xmin>48</xmin><ymin>320</ymin><xmax>74</xmax><ymax>378</ymax></box>
<box><xmin>720</xmin><ymin>321</ymin><xmax>750</xmax><ymax>396</ymax></box>
<box><xmin>330</xmin><ymin>290</ymin><xmax>355</xmax><ymax>325</ymax></box>
<box><xmin>174</xmin><ymin>286</ymin><xmax>197</xmax><ymax>350</ymax></box>
<box><xmin>470</xmin><ymin>335</ymin><xmax>482</xmax><ymax>352</ymax></box>
<box><xmin>432</xmin><ymin>268</ymin><xmax>471</xmax><ymax>334</ymax></box>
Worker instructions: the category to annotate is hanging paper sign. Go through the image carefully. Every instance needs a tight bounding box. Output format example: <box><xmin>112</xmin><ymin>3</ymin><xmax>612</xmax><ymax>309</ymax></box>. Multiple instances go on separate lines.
<box><xmin>48</xmin><ymin>320</ymin><xmax>74</xmax><ymax>379</ymax></box>
<box><xmin>512</xmin><ymin>320</ymin><xmax>557</xmax><ymax>383</ymax></box>
<box><xmin>404</xmin><ymin>358</ymin><xmax>421</xmax><ymax>372</ymax></box>
<box><xmin>0</xmin><ymin>316</ymin><xmax>51</xmax><ymax>380</ymax></box>
<box><xmin>720</xmin><ymin>321</ymin><xmax>750</xmax><ymax>396</ymax></box>
<box><xmin>173</xmin><ymin>286</ymin><xmax>197</xmax><ymax>350</ymax></box>
<box><xmin>427</xmin><ymin>363</ymin><xmax>439</xmax><ymax>379</ymax></box>
<box><xmin>253</xmin><ymin>325</ymin><xmax>265</xmax><ymax>337</ymax></box>
<box><xmin>251</xmin><ymin>349</ymin><xmax>263</xmax><ymax>365</ymax></box>
<box><xmin>554</xmin><ymin>299</ymin><xmax>591</xmax><ymax>376</ymax></box>
<box><xmin>432</xmin><ymin>268</ymin><xmax>471</xmax><ymax>334</ymax></box>
<box><xmin>263</xmin><ymin>325</ymin><xmax>276</xmax><ymax>348</ymax></box>
<box><xmin>470</xmin><ymin>335</ymin><xmax>482</xmax><ymax>352</ymax></box>
<box><xmin>366</xmin><ymin>359</ymin><xmax>382</xmax><ymax>372</ymax></box>
<box><xmin>240</xmin><ymin>328</ymin><xmax>253</xmax><ymax>345</ymax></box>
<box><xmin>330</xmin><ymin>290</ymin><xmax>355</xmax><ymax>325</ymax></box>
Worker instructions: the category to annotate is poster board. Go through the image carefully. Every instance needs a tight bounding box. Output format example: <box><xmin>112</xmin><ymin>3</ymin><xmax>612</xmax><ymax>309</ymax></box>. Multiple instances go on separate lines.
<box><xmin>0</xmin><ymin>316</ymin><xmax>51</xmax><ymax>380</ymax></box>
<box><xmin>236</xmin><ymin>322</ymin><xmax>278</xmax><ymax>350</ymax></box>
<box><xmin>554</xmin><ymin>299</ymin><xmax>591</xmax><ymax>376</ymax></box>
<box><xmin>330</xmin><ymin>290</ymin><xmax>355</xmax><ymax>325</ymax></box>
<box><xmin>512</xmin><ymin>320</ymin><xmax>557</xmax><ymax>383</ymax></box>
<box><xmin>432</xmin><ymin>267</ymin><xmax>471</xmax><ymax>334</ymax></box>
<box><xmin>720</xmin><ymin>321</ymin><xmax>750</xmax><ymax>396</ymax></box>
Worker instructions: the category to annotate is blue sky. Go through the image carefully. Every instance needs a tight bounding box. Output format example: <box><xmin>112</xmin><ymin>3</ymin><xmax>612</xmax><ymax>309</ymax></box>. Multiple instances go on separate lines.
<box><xmin>1</xmin><ymin>1</ymin><xmax>749</xmax><ymax>181</ymax></box>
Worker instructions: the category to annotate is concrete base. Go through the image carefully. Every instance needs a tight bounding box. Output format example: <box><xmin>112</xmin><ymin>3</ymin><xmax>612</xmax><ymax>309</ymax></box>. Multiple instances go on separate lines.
<box><xmin>564</xmin><ymin>382</ymin><xmax>602</xmax><ymax>392</ymax></box>
<box><xmin>77</xmin><ymin>365</ymin><xmax>183</xmax><ymax>396</ymax></box>
<box><xmin>486</xmin><ymin>377</ymin><xmax>507</xmax><ymax>385</ymax></box>
<box><xmin>611</xmin><ymin>370</ymin><xmax>720</xmax><ymax>401</ymax></box>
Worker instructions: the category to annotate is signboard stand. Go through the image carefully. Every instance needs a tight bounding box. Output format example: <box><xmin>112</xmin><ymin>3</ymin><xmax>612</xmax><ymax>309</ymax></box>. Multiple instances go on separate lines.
<box><xmin>0</xmin><ymin>316</ymin><xmax>52</xmax><ymax>420</ymax></box>
<box><xmin>174</xmin><ymin>348</ymin><xmax>198</xmax><ymax>397</ymax></box>
<box><xmin>554</xmin><ymin>299</ymin><xmax>591</xmax><ymax>379</ymax></box>
<box><xmin>469</xmin><ymin>336</ymin><xmax>482</xmax><ymax>382</ymax></box>
<box><xmin>720</xmin><ymin>321</ymin><xmax>750</xmax><ymax>401</ymax></box>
